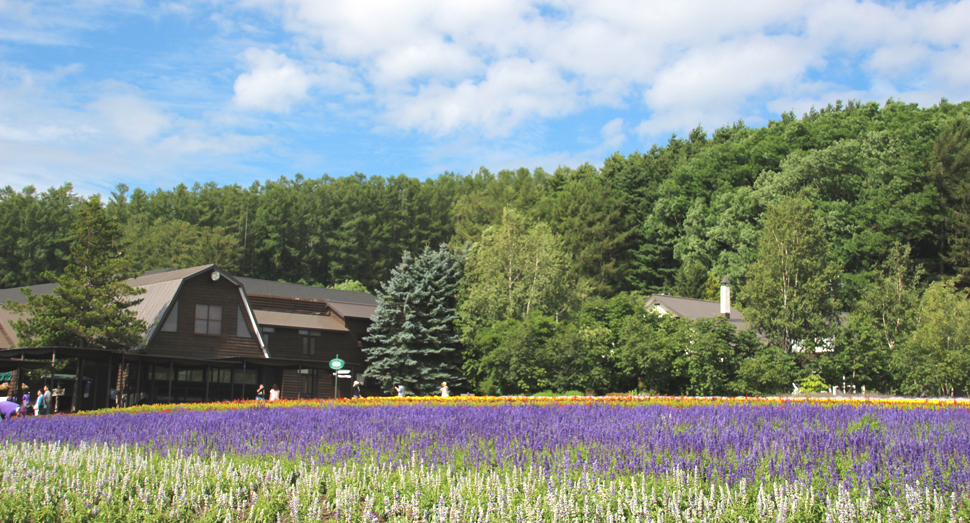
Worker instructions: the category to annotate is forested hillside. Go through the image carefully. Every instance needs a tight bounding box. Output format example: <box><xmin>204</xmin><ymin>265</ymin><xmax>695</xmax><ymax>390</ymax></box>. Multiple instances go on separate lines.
<box><xmin>4</xmin><ymin>98</ymin><xmax>970</xmax><ymax>396</ymax></box>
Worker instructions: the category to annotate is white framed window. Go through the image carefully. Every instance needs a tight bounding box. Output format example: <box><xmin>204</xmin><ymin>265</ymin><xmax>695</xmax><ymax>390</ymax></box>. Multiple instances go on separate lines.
<box><xmin>236</xmin><ymin>306</ymin><xmax>251</xmax><ymax>338</ymax></box>
<box><xmin>194</xmin><ymin>304</ymin><xmax>222</xmax><ymax>336</ymax></box>
<box><xmin>161</xmin><ymin>300</ymin><xmax>178</xmax><ymax>332</ymax></box>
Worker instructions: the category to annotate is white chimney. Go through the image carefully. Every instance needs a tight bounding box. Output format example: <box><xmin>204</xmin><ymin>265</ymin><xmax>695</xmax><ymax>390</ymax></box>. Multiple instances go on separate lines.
<box><xmin>720</xmin><ymin>277</ymin><xmax>731</xmax><ymax>319</ymax></box>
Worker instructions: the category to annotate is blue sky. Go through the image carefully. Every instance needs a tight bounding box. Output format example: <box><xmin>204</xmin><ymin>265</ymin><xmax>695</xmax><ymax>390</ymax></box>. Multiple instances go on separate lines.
<box><xmin>2</xmin><ymin>0</ymin><xmax>969</xmax><ymax>195</ymax></box>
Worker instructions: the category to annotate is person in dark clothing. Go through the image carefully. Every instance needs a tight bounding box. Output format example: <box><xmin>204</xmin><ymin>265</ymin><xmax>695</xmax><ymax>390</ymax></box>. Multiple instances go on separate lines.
<box><xmin>351</xmin><ymin>381</ymin><xmax>362</xmax><ymax>399</ymax></box>
<box><xmin>41</xmin><ymin>386</ymin><xmax>52</xmax><ymax>415</ymax></box>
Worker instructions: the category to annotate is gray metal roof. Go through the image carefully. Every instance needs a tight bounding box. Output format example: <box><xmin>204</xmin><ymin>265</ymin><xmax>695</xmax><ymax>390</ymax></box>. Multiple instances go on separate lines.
<box><xmin>127</xmin><ymin>265</ymin><xmax>217</xmax><ymax>286</ymax></box>
<box><xmin>234</xmin><ymin>277</ymin><xmax>377</xmax><ymax>306</ymax></box>
<box><xmin>645</xmin><ymin>294</ymin><xmax>747</xmax><ymax>328</ymax></box>
<box><xmin>127</xmin><ymin>280</ymin><xmax>182</xmax><ymax>347</ymax></box>
<box><xmin>0</xmin><ymin>265</ymin><xmax>217</xmax><ymax>303</ymax></box>
<box><xmin>253</xmin><ymin>310</ymin><xmax>348</xmax><ymax>332</ymax></box>
<box><xmin>0</xmin><ymin>309</ymin><xmax>20</xmax><ymax>349</ymax></box>
<box><xmin>0</xmin><ymin>267</ymin><xmax>377</xmax><ymax>348</ymax></box>
<box><xmin>0</xmin><ymin>283</ymin><xmax>57</xmax><ymax>304</ymax></box>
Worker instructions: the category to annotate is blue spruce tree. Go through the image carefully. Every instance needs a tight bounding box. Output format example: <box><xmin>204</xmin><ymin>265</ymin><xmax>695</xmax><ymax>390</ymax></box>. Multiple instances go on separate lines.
<box><xmin>364</xmin><ymin>244</ymin><xmax>464</xmax><ymax>395</ymax></box>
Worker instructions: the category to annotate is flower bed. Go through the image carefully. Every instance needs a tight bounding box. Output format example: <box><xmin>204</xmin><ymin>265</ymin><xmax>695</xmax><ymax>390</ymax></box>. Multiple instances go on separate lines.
<box><xmin>1</xmin><ymin>398</ymin><xmax>968</xmax><ymax>521</ymax></box>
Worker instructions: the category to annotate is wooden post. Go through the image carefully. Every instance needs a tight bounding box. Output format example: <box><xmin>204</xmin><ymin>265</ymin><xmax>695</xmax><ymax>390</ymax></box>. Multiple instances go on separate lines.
<box><xmin>119</xmin><ymin>353</ymin><xmax>126</xmax><ymax>408</ymax></box>
<box><xmin>205</xmin><ymin>365</ymin><xmax>211</xmax><ymax>402</ymax></box>
<box><xmin>135</xmin><ymin>360</ymin><xmax>142</xmax><ymax>406</ymax></box>
<box><xmin>150</xmin><ymin>363</ymin><xmax>156</xmax><ymax>403</ymax></box>
<box><xmin>105</xmin><ymin>354</ymin><xmax>112</xmax><ymax>409</ymax></box>
<box><xmin>71</xmin><ymin>358</ymin><xmax>82</xmax><ymax>412</ymax></box>
<box><xmin>167</xmin><ymin>361</ymin><xmax>173</xmax><ymax>403</ymax></box>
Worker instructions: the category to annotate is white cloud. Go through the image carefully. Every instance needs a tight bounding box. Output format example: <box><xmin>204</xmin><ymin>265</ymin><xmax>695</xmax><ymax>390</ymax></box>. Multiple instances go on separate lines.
<box><xmin>5</xmin><ymin>0</ymin><xmax>970</xmax><ymax>190</ymax></box>
<box><xmin>228</xmin><ymin>0</ymin><xmax>970</xmax><ymax>141</ymax></box>
<box><xmin>159</xmin><ymin>2</ymin><xmax>191</xmax><ymax>17</ymax></box>
<box><xmin>233</xmin><ymin>47</ymin><xmax>313</xmax><ymax>112</ymax></box>
<box><xmin>385</xmin><ymin>58</ymin><xmax>578</xmax><ymax>136</ymax></box>
<box><xmin>89</xmin><ymin>94</ymin><xmax>172</xmax><ymax>142</ymax></box>
<box><xmin>600</xmin><ymin>118</ymin><xmax>625</xmax><ymax>151</ymax></box>
<box><xmin>0</xmin><ymin>60</ymin><xmax>276</xmax><ymax>194</ymax></box>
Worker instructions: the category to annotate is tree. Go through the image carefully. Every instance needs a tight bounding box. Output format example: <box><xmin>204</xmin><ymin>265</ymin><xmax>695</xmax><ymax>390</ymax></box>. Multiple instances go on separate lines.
<box><xmin>332</xmin><ymin>279</ymin><xmax>369</xmax><ymax>293</ymax></box>
<box><xmin>123</xmin><ymin>216</ymin><xmax>241</xmax><ymax>274</ymax></box>
<box><xmin>458</xmin><ymin>207</ymin><xmax>572</xmax><ymax>335</ymax></box>
<box><xmin>672</xmin><ymin>260</ymin><xmax>709</xmax><ymax>299</ymax></box>
<box><xmin>836</xmin><ymin>243</ymin><xmax>923</xmax><ymax>392</ymax></box>
<box><xmin>737</xmin><ymin>345</ymin><xmax>797</xmax><ymax>395</ymax></box>
<box><xmin>893</xmin><ymin>280</ymin><xmax>970</xmax><ymax>396</ymax></box>
<box><xmin>363</xmin><ymin>244</ymin><xmax>464</xmax><ymax>395</ymax></box>
<box><xmin>613</xmin><ymin>311</ymin><xmax>685</xmax><ymax>394</ymax></box>
<box><xmin>469</xmin><ymin>313</ymin><xmax>558</xmax><ymax>395</ymax></box>
<box><xmin>676</xmin><ymin>317</ymin><xmax>760</xmax><ymax>396</ymax></box>
<box><xmin>0</xmin><ymin>184</ymin><xmax>80</xmax><ymax>288</ymax></box>
<box><xmin>742</xmin><ymin>195</ymin><xmax>842</xmax><ymax>353</ymax></box>
<box><xmin>533</xmin><ymin>166</ymin><xmax>633</xmax><ymax>296</ymax></box>
<box><xmin>933</xmin><ymin>114</ymin><xmax>970</xmax><ymax>280</ymax></box>
<box><xmin>4</xmin><ymin>196</ymin><xmax>147</xmax><ymax>350</ymax></box>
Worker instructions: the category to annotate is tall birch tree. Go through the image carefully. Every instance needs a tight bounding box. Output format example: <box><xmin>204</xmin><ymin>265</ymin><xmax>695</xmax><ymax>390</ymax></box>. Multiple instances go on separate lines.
<box><xmin>742</xmin><ymin>195</ymin><xmax>842</xmax><ymax>353</ymax></box>
<box><xmin>458</xmin><ymin>207</ymin><xmax>571</xmax><ymax>335</ymax></box>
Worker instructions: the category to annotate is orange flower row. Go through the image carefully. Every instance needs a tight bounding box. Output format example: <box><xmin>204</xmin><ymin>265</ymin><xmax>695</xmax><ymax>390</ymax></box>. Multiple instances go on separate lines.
<box><xmin>80</xmin><ymin>394</ymin><xmax>970</xmax><ymax>416</ymax></box>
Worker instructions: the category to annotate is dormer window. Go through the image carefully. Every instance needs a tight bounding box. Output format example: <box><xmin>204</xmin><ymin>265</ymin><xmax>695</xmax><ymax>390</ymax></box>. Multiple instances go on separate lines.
<box><xmin>194</xmin><ymin>304</ymin><xmax>222</xmax><ymax>336</ymax></box>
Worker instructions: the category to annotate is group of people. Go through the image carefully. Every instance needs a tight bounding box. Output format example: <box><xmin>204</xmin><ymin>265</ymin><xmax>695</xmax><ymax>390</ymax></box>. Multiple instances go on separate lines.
<box><xmin>0</xmin><ymin>386</ymin><xmax>53</xmax><ymax>420</ymax></box>
<box><xmin>388</xmin><ymin>382</ymin><xmax>450</xmax><ymax>398</ymax></box>
<box><xmin>246</xmin><ymin>381</ymin><xmax>453</xmax><ymax>401</ymax></box>
<box><xmin>254</xmin><ymin>384</ymin><xmax>281</xmax><ymax>402</ymax></box>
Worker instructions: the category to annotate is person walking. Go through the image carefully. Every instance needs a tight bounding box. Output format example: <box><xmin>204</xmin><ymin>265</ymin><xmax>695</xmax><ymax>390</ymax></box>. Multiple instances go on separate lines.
<box><xmin>393</xmin><ymin>383</ymin><xmax>405</xmax><ymax>397</ymax></box>
<box><xmin>268</xmin><ymin>384</ymin><xmax>280</xmax><ymax>402</ymax></box>
<box><xmin>351</xmin><ymin>381</ymin><xmax>362</xmax><ymax>399</ymax></box>
<box><xmin>440</xmin><ymin>382</ymin><xmax>450</xmax><ymax>398</ymax></box>
<box><xmin>255</xmin><ymin>384</ymin><xmax>265</xmax><ymax>401</ymax></box>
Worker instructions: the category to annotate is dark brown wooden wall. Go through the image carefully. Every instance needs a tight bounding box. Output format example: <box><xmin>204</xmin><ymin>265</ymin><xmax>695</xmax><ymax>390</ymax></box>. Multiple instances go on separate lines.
<box><xmin>280</xmin><ymin>368</ymin><xmax>349</xmax><ymax>399</ymax></box>
<box><xmin>344</xmin><ymin>318</ymin><xmax>370</xmax><ymax>341</ymax></box>
<box><xmin>150</xmin><ymin>276</ymin><xmax>264</xmax><ymax>359</ymax></box>
<box><xmin>248</xmin><ymin>296</ymin><xmax>331</xmax><ymax>315</ymax></box>
<box><xmin>264</xmin><ymin>328</ymin><xmax>363</xmax><ymax>365</ymax></box>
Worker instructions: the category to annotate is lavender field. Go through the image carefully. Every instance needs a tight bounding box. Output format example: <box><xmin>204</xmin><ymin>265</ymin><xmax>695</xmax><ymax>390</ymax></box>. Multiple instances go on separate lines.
<box><xmin>1</xmin><ymin>400</ymin><xmax>969</xmax><ymax>522</ymax></box>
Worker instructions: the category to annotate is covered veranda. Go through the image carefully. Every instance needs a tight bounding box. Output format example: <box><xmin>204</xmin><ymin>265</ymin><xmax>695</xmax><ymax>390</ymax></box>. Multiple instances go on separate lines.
<box><xmin>0</xmin><ymin>347</ymin><xmax>334</xmax><ymax>412</ymax></box>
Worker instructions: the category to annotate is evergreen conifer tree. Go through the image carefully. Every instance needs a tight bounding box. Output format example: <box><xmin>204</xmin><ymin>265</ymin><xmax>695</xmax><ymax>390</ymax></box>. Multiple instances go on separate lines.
<box><xmin>4</xmin><ymin>195</ymin><xmax>147</xmax><ymax>349</ymax></box>
<box><xmin>364</xmin><ymin>244</ymin><xmax>464</xmax><ymax>395</ymax></box>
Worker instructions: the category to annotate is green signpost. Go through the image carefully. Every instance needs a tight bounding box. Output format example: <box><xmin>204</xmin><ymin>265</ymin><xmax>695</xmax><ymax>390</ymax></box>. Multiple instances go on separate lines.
<box><xmin>330</xmin><ymin>356</ymin><xmax>345</xmax><ymax>398</ymax></box>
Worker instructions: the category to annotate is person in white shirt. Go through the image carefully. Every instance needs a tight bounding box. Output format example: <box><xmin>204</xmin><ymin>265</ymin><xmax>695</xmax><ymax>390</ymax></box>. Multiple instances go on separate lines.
<box><xmin>269</xmin><ymin>384</ymin><xmax>281</xmax><ymax>402</ymax></box>
<box><xmin>440</xmin><ymin>382</ymin><xmax>449</xmax><ymax>397</ymax></box>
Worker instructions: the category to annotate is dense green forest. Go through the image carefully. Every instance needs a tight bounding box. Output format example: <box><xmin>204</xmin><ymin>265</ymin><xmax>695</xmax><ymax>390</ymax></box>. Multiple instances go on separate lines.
<box><xmin>4</xmin><ymin>98</ymin><xmax>970</xmax><ymax>397</ymax></box>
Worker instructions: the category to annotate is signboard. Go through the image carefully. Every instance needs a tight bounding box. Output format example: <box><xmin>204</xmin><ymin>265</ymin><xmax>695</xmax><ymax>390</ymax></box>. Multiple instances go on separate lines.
<box><xmin>51</xmin><ymin>388</ymin><xmax>66</xmax><ymax>397</ymax></box>
<box><xmin>328</xmin><ymin>358</ymin><xmax>345</xmax><ymax>370</ymax></box>
<box><xmin>336</xmin><ymin>369</ymin><xmax>351</xmax><ymax>375</ymax></box>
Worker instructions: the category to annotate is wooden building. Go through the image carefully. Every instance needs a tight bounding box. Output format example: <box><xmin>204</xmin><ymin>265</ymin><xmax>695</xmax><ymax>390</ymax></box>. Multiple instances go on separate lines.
<box><xmin>0</xmin><ymin>265</ymin><xmax>378</xmax><ymax>409</ymax></box>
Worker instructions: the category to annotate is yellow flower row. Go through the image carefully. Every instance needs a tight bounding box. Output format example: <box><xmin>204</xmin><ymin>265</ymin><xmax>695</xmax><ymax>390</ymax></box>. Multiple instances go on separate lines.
<box><xmin>80</xmin><ymin>394</ymin><xmax>969</xmax><ymax>416</ymax></box>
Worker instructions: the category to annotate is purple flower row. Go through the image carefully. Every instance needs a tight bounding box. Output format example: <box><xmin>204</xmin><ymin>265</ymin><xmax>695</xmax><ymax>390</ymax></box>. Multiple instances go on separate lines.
<box><xmin>2</xmin><ymin>403</ymin><xmax>968</xmax><ymax>495</ymax></box>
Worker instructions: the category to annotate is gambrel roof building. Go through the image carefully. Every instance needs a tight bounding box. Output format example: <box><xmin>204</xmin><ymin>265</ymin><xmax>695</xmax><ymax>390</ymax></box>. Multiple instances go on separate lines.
<box><xmin>0</xmin><ymin>265</ymin><xmax>378</xmax><ymax>410</ymax></box>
